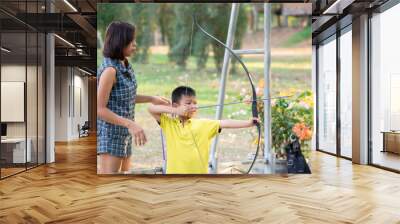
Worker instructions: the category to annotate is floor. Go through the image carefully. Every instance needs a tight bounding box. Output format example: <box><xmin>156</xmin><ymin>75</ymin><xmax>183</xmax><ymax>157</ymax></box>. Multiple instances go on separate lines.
<box><xmin>0</xmin><ymin>167</ymin><xmax>25</xmax><ymax>177</ymax></box>
<box><xmin>372</xmin><ymin>150</ymin><xmax>400</xmax><ymax>171</ymax></box>
<box><xmin>0</xmin><ymin>136</ymin><xmax>400</xmax><ymax>223</ymax></box>
<box><xmin>1</xmin><ymin>163</ymin><xmax>44</xmax><ymax>178</ymax></box>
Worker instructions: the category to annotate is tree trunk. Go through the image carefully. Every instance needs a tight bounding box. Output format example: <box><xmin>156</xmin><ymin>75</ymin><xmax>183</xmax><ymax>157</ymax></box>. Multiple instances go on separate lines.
<box><xmin>252</xmin><ymin>6</ymin><xmax>258</xmax><ymax>32</ymax></box>
<box><xmin>282</xmin><ymin>15</ymin><xmax>288</xmax><ymax>27</ymax></box>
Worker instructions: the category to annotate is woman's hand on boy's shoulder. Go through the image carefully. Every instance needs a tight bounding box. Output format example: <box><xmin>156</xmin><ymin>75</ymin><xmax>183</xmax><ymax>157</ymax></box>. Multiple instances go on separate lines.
<box><xmin>151</xmin><ymin>96</ymin><xmax>171</xmax><ymax>106</ymax></box>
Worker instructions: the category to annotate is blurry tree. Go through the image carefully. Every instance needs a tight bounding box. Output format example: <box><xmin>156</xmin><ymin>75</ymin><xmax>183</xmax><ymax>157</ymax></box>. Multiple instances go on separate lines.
<box><xmin>97</xmin><ymin>3</ymin><xmax>157</xmax><ymax>63</ymax></box>
<box><xmin>97</xmin><ymin>4</ymin><xmax>131</xmax><ymax>36</ymax></box>
<box><xmin>209</xmin><ymin>4</ymin><xmax>247</xmax><ymax>72</ymax></box>
<box><xmin>189</xmin><ymin>4</ymin><xmax>210</xmax><ymax>70</ymax></box>
<box><xmin>158</xmin><ymin>4</ymin><xmax>175</xmax><ymax>45</ymax></box>
<box><xmin>163</xmin><ymin>3</ymin><xmax>247</xmax><ymax>72</ymax></box>
<box><xmin>130</xmin><ymin>4</ymin><xmax>158</xmax><ymax>63</ymax></box>
<box><xmin>99</xmin><ymin>3</ymin><xmax>249</xmax><ymax>71</ymax></box>
<box><xmin>168</xmin><ymin>4</ymin><xmax>199</xmax><ymax>67</ymax></box>
<box><xmin>272</xmin><ymin>4</ymin><xmax>288</xmax><ymax>27</ymax></box>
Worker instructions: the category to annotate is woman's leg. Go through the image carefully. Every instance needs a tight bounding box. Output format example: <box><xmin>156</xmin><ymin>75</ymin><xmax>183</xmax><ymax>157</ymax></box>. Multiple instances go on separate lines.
<box><xmin>98</xmin><ymin>153</ymin><xmax>123</xmax><ymax>174</ymax></box>
<box><xmin>120</xmin><ymin>155</ymin><xmax>132</xmax><ymax>172</ymax></box>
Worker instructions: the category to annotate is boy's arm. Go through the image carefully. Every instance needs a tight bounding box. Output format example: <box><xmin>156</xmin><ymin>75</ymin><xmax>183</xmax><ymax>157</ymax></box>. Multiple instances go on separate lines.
<box><xmin>147</xmin><ymin>105</ymin><xmax>177</xmax><ymax>122</ymax></box>
<box><xmin>219</xmin><ymin>118</ymin><xmax>259</xmax><ymax>129</ymax></box>
<box><xmin>148</xmin><ymin>104</ymin><xmax>194</xmax><ymax>122</ymax></box>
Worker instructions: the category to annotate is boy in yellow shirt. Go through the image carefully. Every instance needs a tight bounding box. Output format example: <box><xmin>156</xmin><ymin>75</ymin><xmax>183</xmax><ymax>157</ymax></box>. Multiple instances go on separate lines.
<box><xmin>148</xmin><ymin>86</ymin><xmax>258</xmax><ymax>174</ymax></box>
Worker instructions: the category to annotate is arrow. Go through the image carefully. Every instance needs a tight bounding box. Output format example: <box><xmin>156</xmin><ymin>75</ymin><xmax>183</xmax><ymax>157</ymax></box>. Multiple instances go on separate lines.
<box><xmin>196</xmin><ymin>95</ymin><xmax>292</xmax><ymax>109</ymax></box>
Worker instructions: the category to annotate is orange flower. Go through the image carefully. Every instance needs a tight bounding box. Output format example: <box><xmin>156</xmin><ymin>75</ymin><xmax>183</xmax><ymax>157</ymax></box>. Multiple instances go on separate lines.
<box><xmin>304</xmin><ymin>129</ymin><xmax>312</xmax><ymax>140</ymax></box>
<box><xmin>258</xmin><ymin>79</ymin><xmax>264</xmax><ymax>89</ymax></box>
<box><xmin>292</xmin><ymin>123</ymin><xmax>312</xmax><ymax>141</ymax></box>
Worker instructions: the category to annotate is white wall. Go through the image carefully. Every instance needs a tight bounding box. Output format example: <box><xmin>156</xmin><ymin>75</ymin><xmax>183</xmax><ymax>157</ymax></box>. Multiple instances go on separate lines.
<box><xmin>1</xmin><ymin>65</ymin><xmax>29</xmax><ymax>138</ymax></box>
<box><xmin>1</xmin><ymin>64</ymin><xmax>46</xmax><ymax>164</ymax></box>
<box><xmin>1</xmin><ymin>65</ymin><xmax>25</xmax><ymax>129</ymax></box>
<box><xmin>54</xmin><ymin>67</ymin><xmax>89</xmax><ymax>141</ymax></box>
<box><xmin>72</xmin><ymin>73</ymin><xmax>89</xmax><ymax>138</ymax></box>
<box><xmin>55</xmin><ymin>66</ymin><xmax>69</xmax><ymax>141</ymax></box>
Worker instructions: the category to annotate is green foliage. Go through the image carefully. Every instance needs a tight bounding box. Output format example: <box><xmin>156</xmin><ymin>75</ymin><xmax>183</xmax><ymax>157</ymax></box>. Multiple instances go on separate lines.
<box><xmin>130</xmin><ymin>4</ymin><xmax>158</xmax><ymax>63</ymax></box>
<box><xmin>97</xmin><ymin>3</ymin><xmax>310</xmax><ymax>72</ymax></box>
<box><xmin>161</xmin><ymin>4</ymin><xmax>248</xmax><ymax>71</ymax></box>
<box><xmin>97</xmin><ymin>4</ymin><xmax>131</xmax><ymax>37</ymax></box>
<box><xmin>208</xmin><ymin>4</ymin><xmax>247</xmax><ymax>73</ymax></box>
<box><xmin>191</xmin><ymin>5</ymin><xmax>211</xmax><ymax>70</ymax></box>
<box><xmin>97</xmin><ymin>3</ymin><xmax>157</xmax><ymax>63</ymax></box>
<box><xmin>258</xmin><ymin>90</ymin><xmax>313</xmax><ymax>158</ymax></box>
<box><xmin>158</xmin><ymin>4</ymin><xmax>175</xmax><ymax>45</ymax></box>
<box><xmin>98</xmin><ymin>3</ymin><xmax>249</xmax><ymax>71</ymax></box>
<box><xmin>168</xmin><ymin>4</ymin><xmax>201</xmax><ymax>67</ymax></box>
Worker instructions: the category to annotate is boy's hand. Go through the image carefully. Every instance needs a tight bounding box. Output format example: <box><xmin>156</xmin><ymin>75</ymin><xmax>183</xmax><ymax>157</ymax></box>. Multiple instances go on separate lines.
<box><xmin>151</xmin><ymin>96</ymin><xmax>171</xmax><ymax>106</ymax></box>
<box><xmin>174</xmin><ymin>105</ymin><xmax>197</xmax><ymax>117</ymax></box>
<box><xmin>250</xmin><ymin>117</ymin><xmax>260</xmax><ymax>126</ymax></box>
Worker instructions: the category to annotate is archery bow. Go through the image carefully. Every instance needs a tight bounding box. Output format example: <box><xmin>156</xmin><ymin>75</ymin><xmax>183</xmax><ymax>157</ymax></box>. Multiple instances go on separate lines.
<box><xmin>193</xmin><ymin>15</ymin><xmax>262</xmax><ymax>174</ymax></box>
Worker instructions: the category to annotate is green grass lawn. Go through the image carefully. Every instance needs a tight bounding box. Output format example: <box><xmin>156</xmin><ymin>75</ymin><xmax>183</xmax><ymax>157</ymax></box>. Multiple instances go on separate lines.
<box><xmin>98</xmin><ymin>49</ymin><xmax>311</xmax><ymax>119</ymax></box>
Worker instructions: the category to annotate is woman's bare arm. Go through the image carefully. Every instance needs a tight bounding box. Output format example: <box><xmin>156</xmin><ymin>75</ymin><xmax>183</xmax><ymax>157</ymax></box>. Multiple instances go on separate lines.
<box><xmin>136</xmin><ymin>95</ymin><xmax>170</xmax><ymax>105</ymax></box>
<box><xmin>135</xmin><ymin>95</ymin><xmax>153</xmax><ymax>103</ymax></box>
<box><xmin>97</xmin><ymin>67</ymin><xmax>132</xmax><ymax>128</ymax></box>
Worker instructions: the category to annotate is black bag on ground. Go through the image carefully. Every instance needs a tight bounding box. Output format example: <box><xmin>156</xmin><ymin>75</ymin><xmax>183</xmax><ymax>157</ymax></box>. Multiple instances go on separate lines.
<box><xmin>284</xmin><ymin>136</ymin><xmax>311</xmax><ymax>174</ymax></box>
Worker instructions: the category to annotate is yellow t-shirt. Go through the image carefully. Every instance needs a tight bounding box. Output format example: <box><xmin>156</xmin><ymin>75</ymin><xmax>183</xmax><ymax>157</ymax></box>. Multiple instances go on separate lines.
<box><xmin>160</xmin><ymin>113</ymin><xmax>220</xmax><ymax>174</ymax></box>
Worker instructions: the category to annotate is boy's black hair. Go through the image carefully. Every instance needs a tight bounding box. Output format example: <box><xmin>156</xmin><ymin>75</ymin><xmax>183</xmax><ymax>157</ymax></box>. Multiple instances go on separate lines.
<box><xmin>103</xmin><ymin>21</ymin><xmax>135</xmax><ymax>60</ymax></box>
<box><xmin>171</xmin><ymin>86</ymin><xmax>196</xmax><ymax>103</ymax></box>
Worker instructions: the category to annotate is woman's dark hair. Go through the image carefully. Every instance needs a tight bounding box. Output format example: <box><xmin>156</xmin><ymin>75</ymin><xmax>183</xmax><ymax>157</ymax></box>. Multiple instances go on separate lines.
<box><xmin>103</xmin><ymin>21</ymin><xmax>135</xmax><ymax>60</ymax></box>
<box><xmin>171</xmin><ymin>86</ymin><xmax>196</xmax><ymax>103</ymax></box>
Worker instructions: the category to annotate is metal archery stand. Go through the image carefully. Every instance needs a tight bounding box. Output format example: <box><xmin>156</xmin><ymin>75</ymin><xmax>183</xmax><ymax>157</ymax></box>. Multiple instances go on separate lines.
<box><xmin>208</xmin><ymin>3</ymin><xmax>273</xmax><ymax>174</ymax></box>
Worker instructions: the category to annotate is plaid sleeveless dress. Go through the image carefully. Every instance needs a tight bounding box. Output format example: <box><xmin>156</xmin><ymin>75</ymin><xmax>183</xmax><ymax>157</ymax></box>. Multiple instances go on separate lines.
<box><xmin>97</xmin><ymin>57</ymin><xmax>137</xmax><ymax>157</ymax></box>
